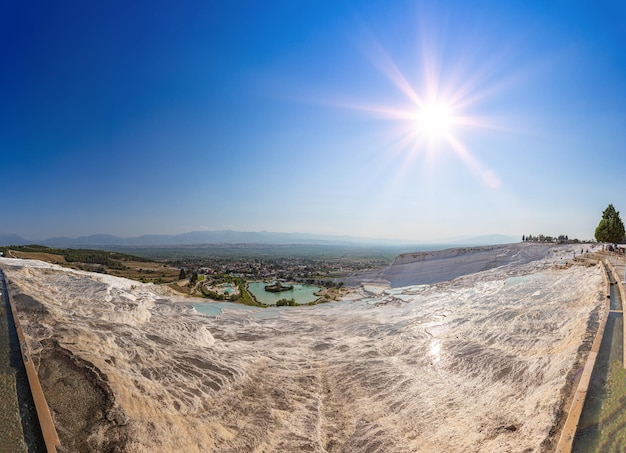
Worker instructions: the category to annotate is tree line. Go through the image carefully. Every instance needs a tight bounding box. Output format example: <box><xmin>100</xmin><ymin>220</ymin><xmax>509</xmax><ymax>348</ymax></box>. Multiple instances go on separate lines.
<box><xmin>522</xmin><ymin>234</ymin><xmax>575</xmax><ymax>243</ymax></box>
<box><xmin>522</xmin><ymin>204</ymin><xmax>626</xmax><ymax>246</ymax></box>
<box><xmin>0</xmin><ymin>245</ymin><xmax>149</xmax><ymax>269</ymax></box>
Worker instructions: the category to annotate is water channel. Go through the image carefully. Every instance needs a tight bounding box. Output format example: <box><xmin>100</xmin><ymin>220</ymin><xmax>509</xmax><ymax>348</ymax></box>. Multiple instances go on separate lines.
<box><xmin>573</xmin><ymin>263</ymin><xmax>626</xmax><ymax>451</ymax></box>
<box><xmin>0</xmin><ymin>272</ymin><xmax>45</xmax><ymax>452</ymax></box>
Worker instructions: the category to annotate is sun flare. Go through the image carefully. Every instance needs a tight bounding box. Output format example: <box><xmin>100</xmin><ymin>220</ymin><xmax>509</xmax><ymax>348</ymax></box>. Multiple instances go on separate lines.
<box><xmin>416</xmin><ymin>101</ymin><xmax>455</xmax><ymax>140</ymax></box>
<box><xmin>330</xmin><ymin>30</ymin><xmax>504</xmax><ymax>189</ymax></box>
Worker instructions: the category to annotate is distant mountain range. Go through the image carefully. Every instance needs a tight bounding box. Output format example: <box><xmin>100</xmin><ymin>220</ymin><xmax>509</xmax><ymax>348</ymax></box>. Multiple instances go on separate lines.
<box><xmin>0</xmin><ymin>230</ymin><xmax>520</xmax><ymax>248</ymax></box>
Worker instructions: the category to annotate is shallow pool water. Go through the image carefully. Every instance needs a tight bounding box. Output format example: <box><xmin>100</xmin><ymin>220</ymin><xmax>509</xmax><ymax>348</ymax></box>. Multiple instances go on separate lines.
<box><xmin>247</xmin><ymin>282</ymin><xmax>321</xmax><ymax>305</ymax></box>
<box><xmin>573</xmin><ymin>275</ymin><xmax>626</xmax><ymax>451</ymax></box>
<box><xmin>0</xmin><ymin>275</ymin><xmax>45</xmax><ymax>452</ymax></box>
<box><xmin>0</xmin><ymin>293</ymin><xmax>27</xmax><ymax>452</ymax></box>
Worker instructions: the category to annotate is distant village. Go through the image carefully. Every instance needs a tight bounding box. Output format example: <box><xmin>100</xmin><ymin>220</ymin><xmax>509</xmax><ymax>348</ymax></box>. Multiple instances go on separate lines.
<box><xmin>173</xmin><ymin>255</ymin><xmax>388</xmax><ymax>287</ymax></box>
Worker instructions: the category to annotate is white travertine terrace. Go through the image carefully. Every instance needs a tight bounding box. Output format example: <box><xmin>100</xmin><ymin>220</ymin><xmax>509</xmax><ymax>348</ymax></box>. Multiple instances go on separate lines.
<box><xmin>0</xmin><ymin>243</ymin><xmax>604</xmax><ymax>452</ymax></box>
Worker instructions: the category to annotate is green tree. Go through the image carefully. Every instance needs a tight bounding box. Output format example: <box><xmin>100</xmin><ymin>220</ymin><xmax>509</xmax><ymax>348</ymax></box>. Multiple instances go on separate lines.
<box><xmin>595</xmin><ymin>204</ymin><xmax>626</xmax><ymax>243</ymax></box>
<box><xmin>179</xmin><ymin>268</ymin><xmax>186</xmax><ymax>280</ymax></box>
<box><xmin>276</xmin><ymin>298</ymin><xmax>296</xmax><ymax>306</ymax></box>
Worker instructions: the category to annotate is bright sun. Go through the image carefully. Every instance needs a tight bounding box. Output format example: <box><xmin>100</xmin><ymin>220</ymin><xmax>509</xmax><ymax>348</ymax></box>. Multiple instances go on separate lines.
<box><xmin>416</xmin><ymin>101</ymin><xmax>454</xmax><ymax>140</ymax></box>
<box><xmin>332</xmin><ymin>30</ymin><xmax>503</xmax><ymax>189</ymax></box>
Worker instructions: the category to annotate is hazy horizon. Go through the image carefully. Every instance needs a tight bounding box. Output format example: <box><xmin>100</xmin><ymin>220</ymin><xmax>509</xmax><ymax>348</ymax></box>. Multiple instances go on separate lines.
<box><xmin>3</xmin><ymin>1</ymin><xmax>625</xmax><ymax>241</ymax></box>
<box><xmin>0</xmin><ymin>229</ymin><xmax>526</xmax><ymax>247</ymax></box>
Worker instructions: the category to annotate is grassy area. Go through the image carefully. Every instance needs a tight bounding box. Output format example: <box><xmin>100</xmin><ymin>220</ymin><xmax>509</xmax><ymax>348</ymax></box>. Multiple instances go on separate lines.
<box><xmin>1</xmin><ymin>245</ymin><xmax>180</xmax><ymax>284</ymax></box>
<box><xmin>237</xmin><ymin>282</ymin><xmax>264</xmax><ymax>307</ymax></box>
<box><xmin>5</xmin><ymin>250</ymin><xmax>67</xmax><ymax>264</ymax></box>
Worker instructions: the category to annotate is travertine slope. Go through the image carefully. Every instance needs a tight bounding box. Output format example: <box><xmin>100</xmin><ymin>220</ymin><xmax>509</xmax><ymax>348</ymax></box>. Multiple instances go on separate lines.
<box><xmin>0</xmin><ymin>248</ymin><xmax>603</xmax><ymax>452</ymax></box>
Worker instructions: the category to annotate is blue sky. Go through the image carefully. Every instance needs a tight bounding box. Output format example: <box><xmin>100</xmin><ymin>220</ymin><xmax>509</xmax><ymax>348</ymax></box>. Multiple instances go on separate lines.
<box><xmin>2</xmin><ymin>0</ymin><xmax>626</xmax><ymax>241</ymax></box>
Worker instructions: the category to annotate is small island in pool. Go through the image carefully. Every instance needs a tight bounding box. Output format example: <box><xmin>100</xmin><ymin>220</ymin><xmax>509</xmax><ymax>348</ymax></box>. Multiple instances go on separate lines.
<box><xmin>264</xmin><ymin>281</ymin><xmax>294</xmax><ymax>292</ymax></box>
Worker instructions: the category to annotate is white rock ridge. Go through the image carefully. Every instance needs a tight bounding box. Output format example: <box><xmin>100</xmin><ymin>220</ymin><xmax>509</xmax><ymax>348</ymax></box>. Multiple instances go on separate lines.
<box><xmin>345</xmin><ymin>242</ymin><xmax>592</xmax><ymax>288</ymax></box>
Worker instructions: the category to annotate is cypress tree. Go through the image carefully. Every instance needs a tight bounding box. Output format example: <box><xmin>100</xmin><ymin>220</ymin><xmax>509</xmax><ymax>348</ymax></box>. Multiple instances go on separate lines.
<box><xmin>595</xmin><ymin>204</ymin><xmax>626</xmax><ymax>244</ymax></box>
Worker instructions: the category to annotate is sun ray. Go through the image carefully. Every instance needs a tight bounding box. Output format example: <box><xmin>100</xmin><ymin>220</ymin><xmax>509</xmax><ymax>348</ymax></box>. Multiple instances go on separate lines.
<box><xmin>360</xmin><ymin>32</ymin><xmax>425</xmax><ymax>107</ymax></box>
<box><xmin>446</xmin><ymin>134</ymin><xmax>501</xmax><ymax>188</ymax></box>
